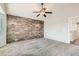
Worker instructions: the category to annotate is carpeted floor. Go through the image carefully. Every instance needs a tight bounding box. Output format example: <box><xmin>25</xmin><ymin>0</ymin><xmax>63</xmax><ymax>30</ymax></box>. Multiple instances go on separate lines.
<box><xmin>0</xmin><ymin>38</ymin><xmax>79</xmax><ymax>56</ymax></box>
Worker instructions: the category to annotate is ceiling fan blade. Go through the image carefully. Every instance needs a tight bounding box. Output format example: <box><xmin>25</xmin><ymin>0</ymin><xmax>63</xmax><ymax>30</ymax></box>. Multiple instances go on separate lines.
<box><xmin>36</xmin><ymin>14</ymin><xmax>40</xmax><ymax>17</ymax></box>
<box><xmin>45</xmin><ymin>12</ymin><xmax>52</xmax><ymax>14</ymax></box>
<box><xmin>43</xmin><ymin>14</ymin><xmax>46</xmax><ymax>17</ymax></box>
<box><xmin>33</xmin><ymin>11</ymin><xmax>40</xmax><ymax>13</ymax></box>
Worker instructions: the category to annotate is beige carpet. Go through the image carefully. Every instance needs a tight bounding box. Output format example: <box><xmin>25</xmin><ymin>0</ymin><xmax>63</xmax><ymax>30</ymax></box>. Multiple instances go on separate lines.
<box><xmin>0</xmin><ymin>38</ymin><xmax>79</xmax><ymax>56</ymax></box>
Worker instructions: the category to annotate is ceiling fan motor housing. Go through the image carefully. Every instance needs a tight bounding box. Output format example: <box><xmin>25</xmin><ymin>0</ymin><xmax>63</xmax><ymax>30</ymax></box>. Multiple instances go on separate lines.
<box><xmin>41</xmin><ymin>3</ymin><xmax>44</xmax><ymax>5</ymax></box>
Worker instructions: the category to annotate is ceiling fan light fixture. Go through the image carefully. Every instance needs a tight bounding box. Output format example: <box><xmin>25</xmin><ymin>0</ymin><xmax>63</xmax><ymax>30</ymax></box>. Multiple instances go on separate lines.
<box><xmin>33</xmin><ymin>3</ymin><xmax>52</xmax><ymax>17</ymax></box>
<box><xmin>40</xmin><ymin>12</ymin><xmax>45</xmax><ymax>15</ymax></box>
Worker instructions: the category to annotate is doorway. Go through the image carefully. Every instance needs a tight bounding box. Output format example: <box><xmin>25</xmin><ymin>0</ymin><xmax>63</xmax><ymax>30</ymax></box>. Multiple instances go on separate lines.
<box><xmin>69</xmin><ymin>16</ymin><xmax>79</xmax><ymax>45</ymax></box>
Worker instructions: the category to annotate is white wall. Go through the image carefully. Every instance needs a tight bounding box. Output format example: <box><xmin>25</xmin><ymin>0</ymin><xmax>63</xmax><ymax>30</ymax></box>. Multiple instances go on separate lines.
<box><xmin>45</xmin><ymin>16</ymin><xmax>69</xmax><ymax>43</ymax></box>
<box><xmin>0</xmin><ymin>3</ymin><xmax>7</xmax><ymax>12</ymax></box>
<box><xmin>6</xmin><ymin>3</ymin><xmax>79</xmax><ymax>43</ymax></box>
<box><xmin>7</xmin><ymin>3</ymin><xmax>42</xmax><ymax>21</ymax></box>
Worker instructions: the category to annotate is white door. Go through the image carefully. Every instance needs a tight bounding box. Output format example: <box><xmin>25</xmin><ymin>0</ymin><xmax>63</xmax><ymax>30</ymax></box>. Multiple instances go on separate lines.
<box><xmin>0</xmin><ymin>14</ymin><xmax>6</xmax><ymax>47</ymax></box>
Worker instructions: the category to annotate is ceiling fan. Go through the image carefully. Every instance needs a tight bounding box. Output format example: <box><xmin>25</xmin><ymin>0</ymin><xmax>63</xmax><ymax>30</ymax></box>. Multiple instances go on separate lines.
<box><xmin>33</xmin><ymin>3</ymin><xmax>52</xmax><ymax>17</ymax></box>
